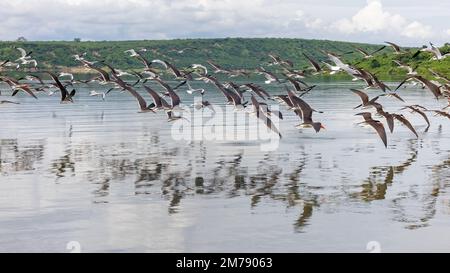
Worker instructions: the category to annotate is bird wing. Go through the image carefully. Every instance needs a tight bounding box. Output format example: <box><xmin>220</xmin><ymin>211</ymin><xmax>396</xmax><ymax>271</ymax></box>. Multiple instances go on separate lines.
<box><xmin>370</xmin><ymin>45</ymin><xmax>386</xmax><ymax>55</ymax></box>
<box><xmin>143</xmin><ymin>85</ymin><xmax>163</xmax><ymax>108</ymax></box>
<box><xmin>393</xmin><ymin>114</ymin><xmax>418</xmax><ymax>138</ymax></box>
<box><xmin>154</xmin><ymin>78</ymin><xmax>180</xmax><ymax>107</ymax></box>
<box><xmin>354</xmin><ymin>47</ymin><xmax>369</xmax><ymax>56</ymax></box>
<box><xmin>395</xmin><ymin>75</ymin><xmax>415</xmax><ymax>91</ymax></box>
<box><xmin>151</xmin><ymin>59</ymin><xmax>168</xmax><ymax>69</ymax></box>
<box><xmin>385</xmin><ymin>41</ymin><xmax>401</xmax><ymax>52</ymax></box>
<box><xmin>256</xmin><ymin>110</ymin><xmax>282</xmax><ymax>138</ymax></box>
<box><xmin>388</xmin><ymin>93</ymin><xmax>405</xmax><ymax>102</ymax></box>
<box><xmin>416</xmin><ymin>76</ymin><xmax>442</xmax><ymax>99</ymax></box>
<box><xmin>288</xmin><ymin>91</ymin><xmax>313</xmax><ymax>121</ymax></box>
<box><xmin>350</xmin><ymin>89</ymin><xmax>369</xmax><ymax>105</ymax></box>
<box><xmin>382</xmin><ymin>113</ymin><xmax>395</xmax><ymax>133</ymax></box>
<box><xmin>44</xmin><ymin>71</ymin><xmax>69</xmax><ymax>100</ymax></box>
<box><xmin>125</xmin><ymin>85</ymin><xmax>148</xmax><ymax>111</ymax></box>
<box><xmin>302</xmin><ymin>53</ymin><xmax>321</xmax><ymax>72</ymax></box>
<box><xmin>16</xmin><ymin>47</ymin><xmax>27</xmax><ymax>58</ymax></box>
<box><xmin>410</xmin><ymin>107</ymin><xmax>430</xmax><ymax>127</ymax></box>
<box><xmin>367</xmin><ymin>120</ymin><xmax>388</xmax><ymax>148</ymax></box>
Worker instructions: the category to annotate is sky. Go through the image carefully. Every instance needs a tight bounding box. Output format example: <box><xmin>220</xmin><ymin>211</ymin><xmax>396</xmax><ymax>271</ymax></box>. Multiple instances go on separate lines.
<box><xmin>0</xmin><ymin>0</ymin><xmax>448</xmax><ymax>45</ymax></box>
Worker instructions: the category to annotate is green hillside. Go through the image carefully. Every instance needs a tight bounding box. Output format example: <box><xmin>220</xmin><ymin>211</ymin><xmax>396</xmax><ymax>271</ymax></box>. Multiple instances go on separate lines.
<box><xmin>0</xmin><ymin>38</ymin><xmax>389</xmax><ymax>71</ymax></box>
<box><xmin>0</xmin><ymin>38</ymin><xmax>448</xmax><ymax>80</ymax></box>
<box><xmin>353</xmin><ymin>44</ymin><xmax>450</xmax><ymax>80</ymax></box>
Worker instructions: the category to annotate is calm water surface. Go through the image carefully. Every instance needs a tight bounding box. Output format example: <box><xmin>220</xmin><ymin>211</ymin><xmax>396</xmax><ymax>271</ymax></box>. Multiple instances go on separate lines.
<box><xmin>0</xmin><ymin>81</ymin><xmax>449</xmax><ymax>252</ymax></box>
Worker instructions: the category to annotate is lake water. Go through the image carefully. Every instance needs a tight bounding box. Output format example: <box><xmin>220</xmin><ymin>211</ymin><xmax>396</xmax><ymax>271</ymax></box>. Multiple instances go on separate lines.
<box><xmin>0</xmin><ymin>81</ymin><xmax>449</xmax><ymax>252</ymax></box>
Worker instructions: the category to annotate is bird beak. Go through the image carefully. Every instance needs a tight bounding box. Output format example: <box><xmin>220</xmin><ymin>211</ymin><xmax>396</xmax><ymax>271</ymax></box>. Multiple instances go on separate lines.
<box><xmin>321</xmin><ymin>124</ymin><xmax>326</xmax><ymax>130</ymax></box>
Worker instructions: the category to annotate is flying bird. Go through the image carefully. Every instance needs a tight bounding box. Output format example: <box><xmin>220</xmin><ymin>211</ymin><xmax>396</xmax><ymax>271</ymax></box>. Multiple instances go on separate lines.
<box><xmin>355</xmin><ymin>112</ymin><xmax>388</xmax><ymax>148</ymax></box>
<box><xmin>396</xmin><ymin>75</ymin><xmax>443</xmax><ymax>99</ymax></box>
<box><xmin>44</xmin><ymin>71</ymin><xmax>76</xmax><ymax>103</ymax></box>
<box><xmin>385</xmin><ymin>41</ymin><xmax>402</xmax><ymax>54</ymax></box>
<box><xmin>288</xmin><ymin>90</ymin><xmax>325</xmax><ymax>133</ymax></box>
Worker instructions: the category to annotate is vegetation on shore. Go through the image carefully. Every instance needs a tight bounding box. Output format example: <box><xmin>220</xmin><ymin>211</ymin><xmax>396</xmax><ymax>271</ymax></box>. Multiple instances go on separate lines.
<box><xmin>0</xmin><ymin>38</ymin><xmax>448</xmax><ymax>80</ymax></box>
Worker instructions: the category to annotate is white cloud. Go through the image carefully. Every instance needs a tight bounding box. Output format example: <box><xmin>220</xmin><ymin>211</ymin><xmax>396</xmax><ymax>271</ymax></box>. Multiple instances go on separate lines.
<box><xmin>0</xmin><ymin>0</ymin><xmax>446</xmax><ymax>45</ymax></box>
<box><xmin>402</xmin><ymin>21</ymin><xmax>433</xmax><ymax>38</ymax></box>
<box><xmin>334</xmin><ymin>1</ymin><xmax>404</xmax><ymax>33</ymax></box>
<box><xmin>293</xmin><ymin>9</ymin><xmax>324</xmax><ymax>30</ymax></box>
<box><xmin>332</xmin><ymin>0</ymin><xmax>434</xmax><ymax>40</ymax></box>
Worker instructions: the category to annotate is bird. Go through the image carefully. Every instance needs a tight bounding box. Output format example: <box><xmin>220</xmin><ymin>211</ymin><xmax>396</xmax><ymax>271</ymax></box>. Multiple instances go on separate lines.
<box><xmin>186</xmin><ymin>84</ymin><xmax>214</xmax><ymax>112</ymax></box>
<box><xmin>89</xmin><ymin>90</ymin><xmax>106</xmax><ymax>101</ymax></box>
<box><xmin>323</xmin><ymin>51</ymin><xmax>360</xmax><ymax>79</ymax></box>
<box><xmin>166</xmin><ymin>111</ymin><xmax>189</xmax><ymax>122</ymax></box>
<box><xmin>143</xmin><ymin>85</ymin><xmax>171</xmax><ymax>111</ymax></box>
<box><xmin>206</xmin><ymin>60</ymin><xmax>233</xmax><ymax>75</ymax></box>
<box><xmin>4</xmin><ymin>62</ymin><xmax>20</xmax><ymax>69</ymax></box>
<box><xmin>255</xmin><ymin>67</ymin><xmax>281</xmax><ymax>84</ymax></box>
<box><xmin>413</xmin><ymin>42</ymin><xmax>449</xmax><ymax>60</ymax></box>
<box><xmin>221</xmin><ymin>86</ymin><xmax>248</xmax><ymax>110</ymax></box>
<box><xmin>377</xmin><ymin>92</ymin><xmax>405</xmax><ymax>103</ymax></box>
<box><xmin>190</xmin><ymin>64</ymin><xmax>208</xmax><ymax>76</ymax></box>
<box><xmin>15</xmin><ymin>47</ymin><xmax>33</xmax><ymax>62</ymax></box>
<box><xmin>169</xmin><ymin>47</ymin><xmax>198</xmax><ymax>54</ymax></box>
<box><xmin>124</xmin><ymin>49</ymin><xmax>139</xmax><ymax>57</ymax></box>
<box><xmin>385</xmin><ymin>41</ymin><xmax>402</xmax><ymax>54</ymax></box>
<box><xmin>0</xmin><ymin>60</ymin><xmax>10</xmax><ymax>67</ymax></box>
<box><xmin>351</xmin><ymin>89</ymin><xmax>380</xmax><ymax>109</ymax></box>
<box><xmin>392</xmin><ymin>60</ymin><xmax>418</xmax><ymax>75</ymax></box>
<box><xmin>241</xmin><ymin>83</ymin><xmax>271</xmax><ymax>100</ymax></box>
<box><xmin>283</xmin><ymin>77</ymin><xmax>316</xmax><ymax>95</ymax></box>
<box><xmin>58</xmin><ymin>72</ymin><xmax>75</xmax><ymax>81</ymax></box>
<box><xmin>268</xmin><ymin>53</ymin><xmax>293</xmax><ymax>68</ymax></box>
<box><xmin>185</xmin><ymin>81</ymin><xmax>205</xmax><ymax>95</ymax></box>
<box><xmin>288</xmin><ymin>90</ymin><xmax>325</xmax><ymax>133</ymax></box>
<box><xmin>400</xmin><ymin>105</ymin><xmax>430</xmax><ymax>131</ymax></box>
<box><xmin>193</xmin><ymin>100</ymin><xmax>215</xmax><ymax>112</ymax></box>
<box><xmin>428</xmin><ymin>69</ymin><xmax>450</xmax><ymax>84</ymax></box>
<box><xmin>0</xmin><ymin>75</ymin><xmax>38</xmax><ymax>99</ymax></box>
<box><xmin>372</xmin><ymin>103</ymin><xmax>395</xmax><ymax>134</ymax></box>
<box><xmin>77</xmin><ymin>59</ymin><xmax>111</xmax><ymax>84</ymax></box>
<box><xmin>111</xmin><ymin>75</ymin><xmax>156</xmax><ymax>113</ymax></box>
<box><xmin>428</xmin><ymin>110</ymin><xmax>450</xmax><ymax>120</ymax></box>
<box><xmin>0</xmin><ymin>100</ymin><xmax>20</xmax><ymax>105</ymax></box>
<box><xmin>302</xmin><ymin>53</ymin><xmax>322</xmax><ymax>74</ymax></box>
<box><xmin>355</xmin><ymin>112</ymin><xmax>388</xmax><ymax>148</ymax></box>
<box><xmin>396</xmin><ymin>75</ymin><xmax>443</xmax><ymax>99</ymax></box>
<box><xmin>282</xmin><ymin>67</ymin><xmax>306</xmax><ymax>79</ymax></box>
<box><xmin>19</xmin><ymin>58</ymin><xmax>38</xmax><ymax>68</ymax></box>
<box><xmin>370</xmin><ymin>72</ymin><xmax>391</xmax><ymax>92</ymax></box>
<box><xmin>151</xmin><ymin>59</ymin><xmax>191</xmax><ymax>80</ymax></box>
<box><xmin>152</xmin><ymin>78</ymin><xmax>183</xmax><ymax>111</ymax></box>
<box><xmin>400</xmin><ymin>105</ymin><xmax>431</xmax><ymax>132</ymax></box>
<box><xmin>392</xmin><ymin>114</ymin><xmax>418</xmax><ymax>138</ymax></box>
<box><xmin>250</xmin><ymin>95</ymin><xmax>282</xmax><ymax>138</ymax></box>
<box><xmin>23</xmin><ymin>74</ymin><xmax>46</xmax><ymax>85</ymax></box>
<box><xmin>249</xmin><ymin>94</ymin><xmax>283</xmax><ymax>120</ymax></box>
<box><xmin>352</xmin><ymin>45</ymin><xmax>386</xmax><ymax>58</ymax></box>
<box><xmin>273</xmin><ymin>94</ymin><xmax>294</xmax><ymax>109</ymax></box>
<box><xmin>321</xmin><ymin>61</ymin><xmax>341</xmax><ymax>74</ymax></box>
<box><xmin>198</xmin><ymin>75</ymin><xmax>234</xmax><ymax>104</ymax></box>
<box><xmin>44</xmin><ymin>71</ymin><xmax>76</xmax><ymax>103</ymax></box>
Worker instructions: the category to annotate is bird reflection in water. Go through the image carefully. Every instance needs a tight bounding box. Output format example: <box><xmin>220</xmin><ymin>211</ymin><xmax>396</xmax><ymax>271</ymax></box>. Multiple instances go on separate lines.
<box><xmin>1</xmin><ymin>134</ymin><xmax>449</xmax><ymax>232</ymax></box>
<box><xmin>391</xmin><ymin>154</ymin><xmax>450</xmax><ymax>229</ymax></box>
<box><xmin>0</xmin><ymin>139</ymin><xmax>44</xmax><ymax>174</ymax></box>
<box><xmin>351</xmin><ymin>139</ymin><xmax>418</xmax><ymax>202</ymax></box>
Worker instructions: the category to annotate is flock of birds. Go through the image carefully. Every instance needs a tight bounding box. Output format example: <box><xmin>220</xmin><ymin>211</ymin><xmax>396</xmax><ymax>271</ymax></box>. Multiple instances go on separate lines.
<box><xmin>0</xmin><ymin>41</ymin><xmax>449</xmax><ymax>147</ymax></box>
